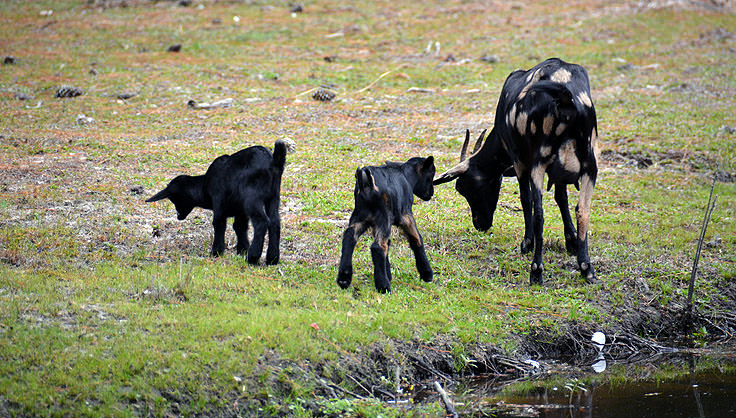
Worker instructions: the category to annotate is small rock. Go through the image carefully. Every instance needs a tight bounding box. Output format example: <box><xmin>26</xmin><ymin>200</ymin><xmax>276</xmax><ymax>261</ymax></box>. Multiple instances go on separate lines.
<box><xmin>3</xmin><ymin>56</ymin><xmax>16</xmax><ymax>65</ymax></box>
<box><xmin>117</xmin><ymin>92</ymin><xmax>137</xmax><ymax>100</ymax></box>
<box><xmin>479</xmin><ymin>54</ymin><xmax>499</xmax><ymax>63</ymax></box>
<box><xmin>323</xmin><ymin>55</ymin><xmax>336</xmax><ymax>62</ymax></box>
<box><xmin>289</xmin><ymin>3</ymin><xmax>303</xmax><ymax>13</ymax></box>
<box><xmin>407</xmin><ymin>87</ymin><xmax>435</xmax><ymax>93</ymax></box>
<box><xmin>187</xmin><ymin>97</ymin><xmax>233</xmax><ymax>109</ymax></box>
<box><xmin>14</xmin><ymin>92</ymin><xmax>32</xmax><ymax>100</ymax></box>
<box><xmin>76</xmin><ymin>114</ymin><xmax>95</xmax><ymax>125</ymax></box>
<box><xmin>617</xmin><ymin>63</ymin><xmax>635</xmax><ymax>71</ymax></box>
<box><xmin>152</xmin><ymin>225</ymin><xmax>161</xmax><ymax>238</ymax></box>
<box><xmin>130</xmin><ymin>185</ymin><xmax>145</xmax><ymax>195</ymax></box>
<box><xmin>443</xmin><ymin>54</ymin><xmax>456</xmax><ymax>62</ymax></box>
<box><xmin>719</xmin><ymin>125</ymin><xmax>736</xmax><ymax>135</ymax></box>
<box><xmin>178</xmin><ymin>0</ymin><xmax>191</xmax><ymax>6</ymax></box>
<box><xmin>211</xmin><ymin>18</ymin><xmax>222</xmax><ymax>24</ymax></box>
<box><xmin>55</xmin><ymin>85</ymin><xmax>83</xmax><ymax>98</ymax></box>
<box><xmin>89</xmin><ymin>68</ymin><xmax>98</xmax><ymax>76</ymax></box>
<box><xmin>167</xmin><ymin>44</ymin><xmax>182</xmax><ymax>52</ymax></box>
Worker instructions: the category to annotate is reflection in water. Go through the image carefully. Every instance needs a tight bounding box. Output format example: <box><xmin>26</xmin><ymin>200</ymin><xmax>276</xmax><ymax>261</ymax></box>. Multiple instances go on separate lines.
<box><xmin>460</xmin><ymin>353</ymin><xmax>736</xmax><ymax>418</ymax></box>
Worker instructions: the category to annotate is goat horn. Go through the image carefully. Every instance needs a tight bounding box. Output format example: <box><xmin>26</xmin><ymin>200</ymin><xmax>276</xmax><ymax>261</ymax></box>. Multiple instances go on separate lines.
<box><xmin>433</xmin><ymin>159</ymin><xmax>470</xmax><ymax>185</ymax></box>
<box><xmin>459</xmin><ymin>129</ymin><xmax>471</xmax><ymax>162</ymax></box>
<box><xmin>472</xmin><ymin>129</ymin><xmax>487</xmax><ymax>154</ymax></box>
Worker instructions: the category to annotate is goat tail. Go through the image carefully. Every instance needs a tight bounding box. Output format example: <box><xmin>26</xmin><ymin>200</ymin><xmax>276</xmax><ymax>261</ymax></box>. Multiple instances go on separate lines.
<box><xmin>530</xmin><ymin>81</ymin><xmax>576</xmax><ymax>112</ymax></box>
<box><xmin>356</xmin><ymin>167</ymin><xmax>377</xmax><ymax>195</ymax></box>
<box><xmin>272</xmin><ymin>140</ymin><xmax>287</xmax><ymax>171</ymax></box>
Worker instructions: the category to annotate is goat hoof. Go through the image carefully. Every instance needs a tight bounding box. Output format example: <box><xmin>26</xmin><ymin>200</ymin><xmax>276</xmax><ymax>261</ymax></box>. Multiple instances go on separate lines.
<box><xmin>376</xmin><ymin>285</ymin><xmax>391</xmax><ymax>294</ymax></box>
<box><xmin>246</xmin><ymin>256</ymin><xmax>260</xmax><ymax>265</ymax></box>
<box><xmin>211</xmin><ymin>249</ymin><xmax>225</xmax><ymax>257</ymax></box>
<box><xmin>565</xmin><ymin>240</ymin><xmax>577</xmax><ymax>255</ymax></box>
<box><xmin>337</xmin><ymin>270</ymin><xmax>352</xmax><ymax>289</ymax></box>
<box><xmin>420</xmin><ymin>270</ymin><xmax>433</xmax><ymax>283</ymax></box>
<box><xmin>581</xmin><ymin>263</ymin><xmax>598</xmax><ymax>284</ymax></box>
<box><xmin>266</xmin><ymin>256</ymin><xmax>279</xmax><ymax>266</ymax></box>
<box><xmin>520</xmin><ymin>238</ymin><xmax>533</xmax><ymax>254</ymax></box>
<box><xmin>529</xmin><ymin>263</ymin><xmax>543</xmax><ymax>285</ymax></box>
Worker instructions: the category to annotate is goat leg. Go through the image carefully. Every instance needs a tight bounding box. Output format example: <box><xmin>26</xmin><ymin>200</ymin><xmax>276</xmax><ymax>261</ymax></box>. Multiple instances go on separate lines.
<box><xmin>337</xmin><ymin>219</ymin><xmax>367</xmax><ymax>289</ymax></box>
<box><xmin>517</xmin><ymin>173</ymin><xmax>534</xmax><ymax>254</ymax></box>
<box><xmin>401</xmin><ymin>214</ymin><xmax>432</xmax><ymax>282</ymax></box>
<box><xmin>265</xmin><ymin>200</ymin><xmax>280</xmax><ymax>265</ymax></box>
<box><xmin>211</xmin><ymin>213</ymin><xmax>227</xmax><ymax>257</ymax></box>
<box><xmin>371</xmin><ymin>228</ymin><xmax>392</xmax><ymax>293</ymax></box>
<box><xmin>554</xmin><ymin>184</ymin><xmax>577</xmax><ymax>255</ymax></box>
<box><xmin>575</xmin><ymin>173</ymin><xmax>597</xmax><ymax>283</ymax></box>
<box><xmin>370</xmin><ymin>241</ymin><xmax>391</xmax><ymax>293</ymax></box>
<box><xmin>529</xmin><ymin>166</ymin><xmax>546</xmax><ymax>285</ymax></box>
<box><xmin>233</xmin><ymin>216</ymin><xmax>250</xmax><ymax>256</ymax></box>
<box><xmin>246</xmin><ymin>210</ymin><xmax>269</xmax><ymax>265</ymax></box>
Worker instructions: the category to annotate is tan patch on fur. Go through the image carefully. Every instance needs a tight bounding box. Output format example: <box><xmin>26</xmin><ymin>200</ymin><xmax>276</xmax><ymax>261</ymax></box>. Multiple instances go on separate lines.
<box><xmin>351</xmin><ymin>222</ymin><xmax>367</xmax><ymax>240</ymax></box>
<box><xmin>382</xmin><ymin>192</ymin><xmax>391</xmax><ymax>206</ymax></box>
<box><xmin>513</xmin><ymin>161</ymin><xmax>526</xmax><ymax>177</ymax></box>
<box><xmin>543</xmin><ymin>114</ymin><xmax>554</xmax><ymax>135</ymax></box>
<box><xmin>558</xmin><ymin>140</ymin><xmax>580</xmax><ymax>173</ymax></box>
<box><xmin>526</xmin><ymin>68</ymin><xmax>543</xmax><ymax>84</ymax></box>
<box><xmin>591</xmin><ymin>127</ymin><xmax>600</xmax><ymax>161</ymax></box>
<box><xmin>518</xmin><ymin>83</ymin><xmax>531</xmax><ymax>100</ymax></box>
<box><xmin>555</xmin><ymin>123</ymin><xmax>567</xmax><ymax>136</ymax></box>
<box><xmin>508</xmin><ymin>104</ymin><xmax>517</xmax><ymax>128</ymax></box>
<box><xmin>540</xmin><ymin>145</ymin><xmax>552</xmax><ymax>157</ymax></box>
<box><xmin>550</xmin><ymin>68</ymin><xmax>572</xmax><ymax>84</ymax></box>
<box><xmin>576</xmin><ymin>174</ymin><xmax>594</xmax><ymax>240</ymax></box>
<box><xmin>530</xmin><ymin>120</ymin><xmax>537</xmax><ymax>135</ymax></box>
<box><xmin>516</xmin><ymin>112</ymin><xmax>528</xmax><ymax>136</ymax></box>
<box><xmin>577</xmin><ymin>91</ymin><xmax>592</xmax><ymax>107</ymax></box>
<box><xmin>401</xmin><ymin>214</ymin><xmax>422</xmax><ymax>247</ymax></box>
<box><xmin>531</xmin><ymin>164</ymin><xmax>546</xmax><ymax>191</ymax></box>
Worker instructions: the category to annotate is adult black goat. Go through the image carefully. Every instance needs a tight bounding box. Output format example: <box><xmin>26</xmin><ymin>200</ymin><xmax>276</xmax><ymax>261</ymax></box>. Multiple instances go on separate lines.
<box><xmin>147</xmin><ymin>141</ymin><xmax>287</xmax><ymax>264</ymax></box>
<box><xmin>434</xmin><ymin>58</ymin><xmax>599</xmax><ymax>285</ymax></box>
<box><xmin>337</xmin><ymin>156</ymin><xmax>436</xmax><ymax>293</ymax></box>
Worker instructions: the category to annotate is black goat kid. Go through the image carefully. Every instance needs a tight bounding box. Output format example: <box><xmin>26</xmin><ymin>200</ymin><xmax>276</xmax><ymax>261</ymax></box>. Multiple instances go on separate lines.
<box><xmin>147</xmin><ymin>141</ymin><xmax>287</xmax><ymax>264</ymax></box>
<box><xmin>434</xmin><ymin>58</ymin><xmax>599</xmax><ymax>285</ymax></box>
<box><xmin>337</xmin><ymin>157</ymin><xmax>435</xmax><ymax>293</ymax></box>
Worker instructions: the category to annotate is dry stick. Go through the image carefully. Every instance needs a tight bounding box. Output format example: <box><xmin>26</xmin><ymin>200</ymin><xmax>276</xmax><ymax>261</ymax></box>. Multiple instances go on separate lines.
<box><xmin>354</xmin><ymin>70</ymin><xmax>393</xmax><ymax>94</ymax></box>
<box><xmin>434</xmin><ymin>381</ymin><xmax>459</xmax><ymax>418</ymax></box>
<box><xmin>394</xmin><ymin>364</ymin><xmax>402</xmax><ymax>401</ymax></box>
<box><xmin>687</xmin><ymin>174</ymin><xmax>718</xmax><ymax>311</ymax></box>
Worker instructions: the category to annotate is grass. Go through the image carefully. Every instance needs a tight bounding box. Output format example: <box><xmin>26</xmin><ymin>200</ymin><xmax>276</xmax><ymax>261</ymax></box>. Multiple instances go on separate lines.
<box><xmin>1</xmin><ymin>0</ymin><xmax>735</xmax><ymax>416</ymax></box>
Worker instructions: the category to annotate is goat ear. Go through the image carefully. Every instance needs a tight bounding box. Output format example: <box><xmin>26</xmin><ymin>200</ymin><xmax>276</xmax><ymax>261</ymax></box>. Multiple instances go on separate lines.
<box><xmin>421</xmin><ymin>156</ymin><xmax>435</xmax><ymax>172</ymax></box>
<box><xmin>146</xmin><ymin>188</ymin><xmax>170</xmax><ymax>203</ymax></box>
<box><xmin>433</xmin><ymin>160</ymin><xmax>469</xmax><ymax>185</ymax></box>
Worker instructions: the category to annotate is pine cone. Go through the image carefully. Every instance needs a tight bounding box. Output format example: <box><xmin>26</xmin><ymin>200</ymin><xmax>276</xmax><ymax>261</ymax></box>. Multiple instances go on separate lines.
<box><xmin>55</xmin><ymin>85</ymin><xmax>83</xmax><ymax>98</ymax></box>
<box><xmin>311</xmin><ymin>88</ymin><xmax>336</xmax><ymax>102</ymax></box>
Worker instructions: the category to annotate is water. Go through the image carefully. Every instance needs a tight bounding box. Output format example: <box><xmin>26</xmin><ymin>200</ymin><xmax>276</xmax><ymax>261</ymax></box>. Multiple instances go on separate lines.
<box><xmin>456</xmin><ymin>352</ymin><xmax>736</xmax><ymax>418</ymax></box>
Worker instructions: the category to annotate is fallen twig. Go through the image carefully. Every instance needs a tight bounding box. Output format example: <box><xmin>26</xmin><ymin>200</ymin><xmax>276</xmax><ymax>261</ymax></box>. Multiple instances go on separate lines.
<box><xmin>434</xmin><ymin>381</ymin><xmax>459</xmax><ymax>418</ymax></box>
<box><xmin>354</xmin><ymin>70</ymin><xmax>392</xmax><ymax>94</ymax></box>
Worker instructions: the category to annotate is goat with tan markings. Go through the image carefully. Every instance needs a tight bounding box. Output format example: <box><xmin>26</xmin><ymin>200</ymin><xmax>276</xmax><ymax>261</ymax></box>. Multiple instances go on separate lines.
<box><xmin>434</xmin><ymin>58</ymin><xmax>599</xmax><ymax>285</ymax></box>
<box><xmin>338</xmin><ymin>157</ymin><xmax>436</xmax><ymax>293</ymax></box>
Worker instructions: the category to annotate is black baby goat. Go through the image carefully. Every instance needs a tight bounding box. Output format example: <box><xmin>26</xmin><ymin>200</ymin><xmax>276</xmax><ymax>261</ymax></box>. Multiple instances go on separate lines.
<box><xmin>147</xmin><ymin>141</ymin><xmax>287</xmax><ymax>265</ymax></box>
<box><xmin>337</xmin><ymin>156</ymin><xmax>436</xmax><ymax>293</ymax></box>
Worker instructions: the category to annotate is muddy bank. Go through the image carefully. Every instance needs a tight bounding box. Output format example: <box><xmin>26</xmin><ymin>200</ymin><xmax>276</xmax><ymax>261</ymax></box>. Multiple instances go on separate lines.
<box><xmin>197</xmin><ymin>279</ymin><xmax>736</xmax><ymax>417</ymax></box>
